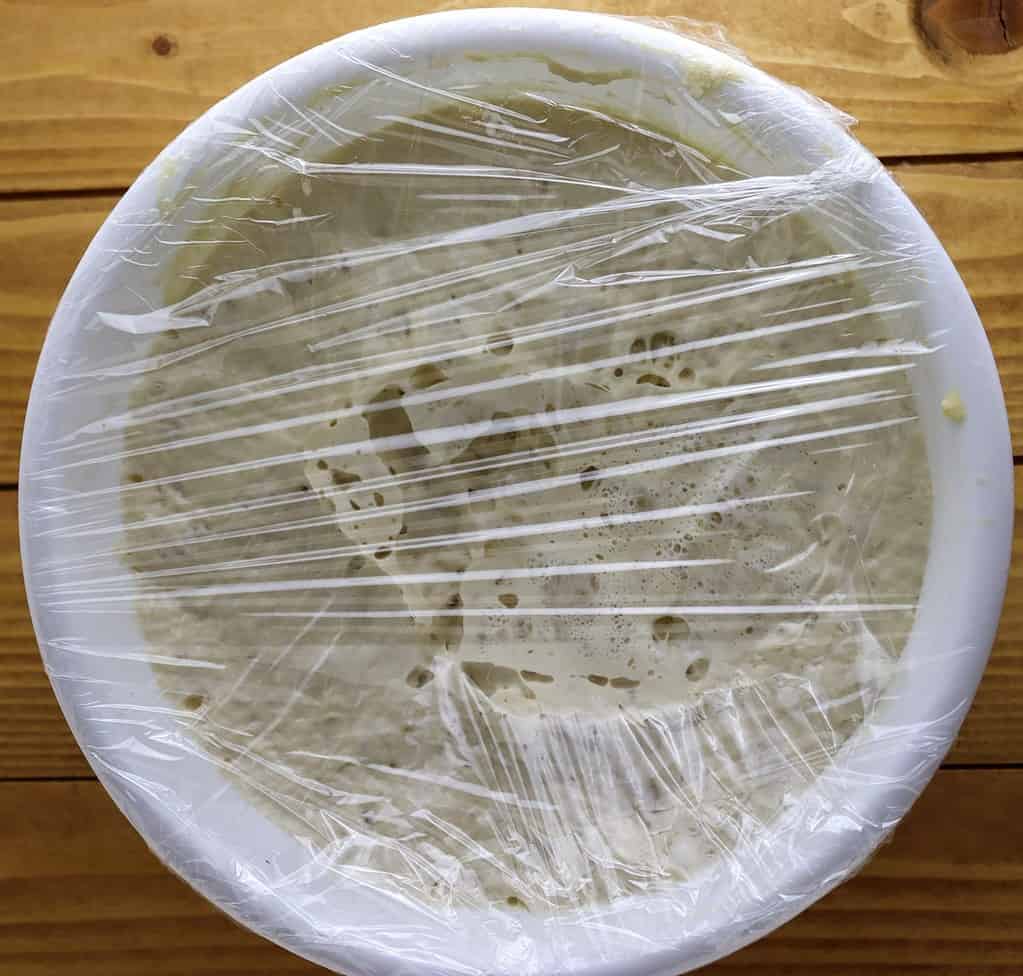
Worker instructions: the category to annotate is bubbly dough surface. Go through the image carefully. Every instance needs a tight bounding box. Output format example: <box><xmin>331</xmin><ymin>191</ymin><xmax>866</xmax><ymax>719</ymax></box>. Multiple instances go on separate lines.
<box><xmin>116</xmin><ymin>100</ymin><xmax>931</xmax><ymax>911</ymax></box>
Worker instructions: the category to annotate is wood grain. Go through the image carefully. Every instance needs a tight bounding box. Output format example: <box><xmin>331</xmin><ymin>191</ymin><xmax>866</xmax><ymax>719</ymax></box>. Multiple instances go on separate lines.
<box><xmin>0</xmin><ymin>490</ymin><xmax>91</xmax><ymax>779</ymax></box>
<box><xmin>0</xmin><ymin>194</ymin><xmax>118</xmax><ymax>487</ymax></box>
<box><xmin>893</xmin><ymin>159</ymin><xmax>1023</xmax><ymax>446</ymax></box>
<box><xmin>3</xmin><ymin>0</ymin><xmax>1023</xmax><ymax>191</ymax></box>
<box><xmin>1</xmin><ymin>770</ymin><xmax>1019</xmax><ymax>974</ymax></box>
<box><xmin>2</xmin><ymin>467</ymin><xmax>1021</xmax><ymax>778</ymax></box>
<box><xmin>919</xmin><ymin>0</ymin><xmax>1023</xmax><ymax>57</ymax></box>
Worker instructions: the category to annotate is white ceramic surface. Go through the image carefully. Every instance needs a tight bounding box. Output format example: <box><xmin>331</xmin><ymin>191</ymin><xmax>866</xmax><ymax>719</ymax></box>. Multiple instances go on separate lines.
<box><xmin>19</xmin><ymin>9</ymin><xmax>1014</xmax><ymax>976</ymax></box>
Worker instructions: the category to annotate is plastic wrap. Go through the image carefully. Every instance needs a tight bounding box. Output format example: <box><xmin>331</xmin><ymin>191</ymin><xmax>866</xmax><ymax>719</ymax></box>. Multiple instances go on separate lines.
<box><xmin>18</xmin><ymin>9</ymin><xmax>1013</xmax><ymax>976</ymax></box>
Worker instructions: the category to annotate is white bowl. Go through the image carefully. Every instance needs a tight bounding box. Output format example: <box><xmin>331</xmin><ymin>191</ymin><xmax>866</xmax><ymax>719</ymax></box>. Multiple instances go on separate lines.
<box><xmin>19</xmin><ymin>8</ymin><xmax>1014</xmax><ymax>975</ymax></box>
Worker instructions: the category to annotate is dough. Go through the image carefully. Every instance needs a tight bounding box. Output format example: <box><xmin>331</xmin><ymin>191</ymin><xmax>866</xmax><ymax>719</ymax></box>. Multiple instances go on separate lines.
<box><xmin>104</xmin><ymin>99</ymin><xmax>930</xmax><ymax>911</ymax></box>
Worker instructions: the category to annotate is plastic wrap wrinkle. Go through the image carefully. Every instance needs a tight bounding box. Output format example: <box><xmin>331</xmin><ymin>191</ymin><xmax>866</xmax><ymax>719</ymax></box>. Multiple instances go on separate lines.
<box><xmin>22</xmin><ymin>12</ymin><xmax>963</xmax><ymax>976</ymax></box>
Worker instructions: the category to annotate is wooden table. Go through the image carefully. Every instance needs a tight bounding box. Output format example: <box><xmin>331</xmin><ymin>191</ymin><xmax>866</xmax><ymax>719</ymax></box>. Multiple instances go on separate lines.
<box><xmin>2</xmin><ymin>1</ymin><xmax>1022</xmax><ymax>972</ymax></box>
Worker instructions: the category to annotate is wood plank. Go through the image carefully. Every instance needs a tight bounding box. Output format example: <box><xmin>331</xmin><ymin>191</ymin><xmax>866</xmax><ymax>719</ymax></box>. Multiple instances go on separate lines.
<box><xmin>2</xmin><ymin>468</ymin><xmax>1022</xmax><ymax>778</ymax></box>
<box><xmin>893</xmin><ymin>160</ymin><xmax>1023</xmax><ymax>450</ymax></box>
<box><xmin>0</xmin><ymin>194</ymin><xmax>118</xmax><ymax>486</ymax></box>
<box><xmin>0</xmin><ymin>770</ymin><xmax>1019</xmax><ymax>974</ymax></box>
<box><xmin>2</xmin><ymin>161</ymin><xmax>1022</xmax><ymax>480</ymax></box>
<box><xmin>3</xmin><ymin>0</ymin><xmax>1023</xmax><ymax>191</ymax></box>
<box><xmin>0</xmin><ymin>489</ymin><xmax>91</xmax><ymax>778</ymax></box>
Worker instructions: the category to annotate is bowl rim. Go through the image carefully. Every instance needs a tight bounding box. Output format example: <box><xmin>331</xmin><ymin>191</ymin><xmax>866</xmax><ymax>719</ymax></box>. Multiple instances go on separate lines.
<box><xmin>19</xmin><ymin>7</ymin><xmax>1014</xmax><ymax>976</ymax></box>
